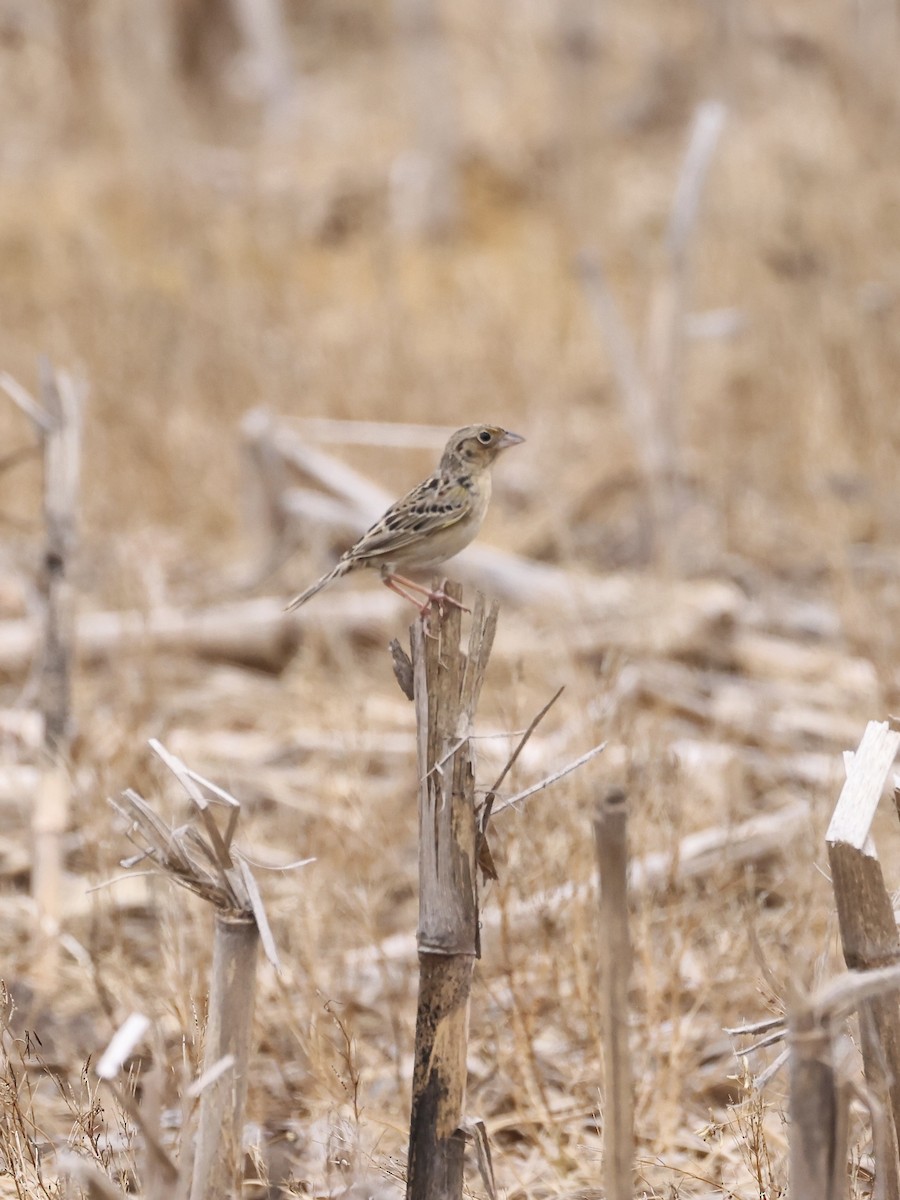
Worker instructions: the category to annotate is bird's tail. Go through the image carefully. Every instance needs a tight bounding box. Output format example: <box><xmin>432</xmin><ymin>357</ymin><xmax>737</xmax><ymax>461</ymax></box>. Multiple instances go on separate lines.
<box><xmin>285</xmin><ymin>559</ymin><xmax>353</xmax><ymax>612</ymax></box>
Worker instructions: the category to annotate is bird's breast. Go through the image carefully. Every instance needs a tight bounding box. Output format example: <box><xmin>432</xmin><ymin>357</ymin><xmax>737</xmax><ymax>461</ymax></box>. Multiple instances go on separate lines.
<box><xmin>401</xmin><ymin>472</ymin><xmax>491</xmax><ymax>570</ymax></box>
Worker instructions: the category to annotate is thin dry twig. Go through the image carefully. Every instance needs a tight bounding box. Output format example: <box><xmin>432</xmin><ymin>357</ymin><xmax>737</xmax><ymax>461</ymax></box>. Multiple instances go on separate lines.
<box><xmin>810</xmin><ymin>963</ymin><xmax>900</xmax><ymax>1022</ymax></box>
<box><xmin>733</xmin><ymin>1029</ymin><xmax>787</xmax><ymax>1057</ymax></box>
<box><xmin>476</xmin><ymin>685</ymin><xmax>566</xmax><ymax>881</ymax></box>
<box><xmin>666</xmin><ymin>100</ymin><xmax>728</xmax><ymax>261</ymax></box>
<box><xmin>186</xmin><ymin>1055</ymin><xmax>237</xmax><ymax>1099</ymax></box>
<box><xmin>726</xmin><ymin>1017</ymin><xmax>785</xmax><ymax>1037</ymax></box>
<box><xmin>491</xmin><ymin>741</ymin><xmax>606</xmax><ymax>817</ymax></box>
<box><xmin>0</xmin><ymin>371</ymin><xmax>53</xmax><ymax>431</ymax></box>
<box><xmin>484</xmin><ymin>686</ymin><xmax>565</xmax><ymax>805</ymax></box>
<box><xmin>755</xmin><ymin>1047</ymin><xmax>790</xmax><ymax>1090</ymax></box>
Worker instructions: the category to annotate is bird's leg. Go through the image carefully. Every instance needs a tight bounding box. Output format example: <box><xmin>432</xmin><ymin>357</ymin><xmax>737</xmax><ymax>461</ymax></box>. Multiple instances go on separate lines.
<box><xmin>382</xmin><ymin>573</ymin><xmax>432</xmax><ymax>612</ymax></box>
<box><xmin>381</xmin><ymin>575</ymin><xmax>439</xmax><ymax>637</ymax></box>
<box><xmin>381</xmin><ymin>573</ymin><xmax>469</xmax><ymax>639</ymax></box>
<box><xmin>385</xmin><ymin>572</ymin><xmax>470</xmax><ymax>615</ymax></box>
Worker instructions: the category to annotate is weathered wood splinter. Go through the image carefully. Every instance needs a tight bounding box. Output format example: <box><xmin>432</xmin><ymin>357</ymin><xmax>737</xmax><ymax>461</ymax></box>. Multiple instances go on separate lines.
<box><xmin>403</xmin><ymin>582</ymin><xmax>498</xmax><ymax>1200</ymax></box>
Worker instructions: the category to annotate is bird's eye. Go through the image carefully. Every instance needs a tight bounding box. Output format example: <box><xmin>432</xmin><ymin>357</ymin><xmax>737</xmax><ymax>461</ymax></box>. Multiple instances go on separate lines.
<box><xmin>478</xmin><ymin>430</ymin><xmax>493</xmax><ymax>445</ymax></box>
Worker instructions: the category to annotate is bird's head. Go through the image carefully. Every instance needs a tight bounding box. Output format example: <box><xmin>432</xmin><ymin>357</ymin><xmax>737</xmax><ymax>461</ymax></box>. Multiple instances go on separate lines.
<box><xmin>441</xmin><ymin>424</ymin><xmax>525</xmax><ymax>472</ymax></box>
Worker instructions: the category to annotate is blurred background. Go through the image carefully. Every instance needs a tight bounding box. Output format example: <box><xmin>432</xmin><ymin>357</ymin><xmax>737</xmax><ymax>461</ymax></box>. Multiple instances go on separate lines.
<box><xmin>1</xmin><ymin>1</ymin><xmax>900</xmax><ymax>1195</ymax></box>
<box><xmin>3</xmin><ymin>0</ymin><xmax>900</xmax><ymax>598</ymax></box>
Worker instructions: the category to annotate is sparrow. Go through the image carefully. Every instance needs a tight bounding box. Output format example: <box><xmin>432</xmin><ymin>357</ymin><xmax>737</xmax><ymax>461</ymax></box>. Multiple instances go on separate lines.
<box><xmin>285</xmin><ymin>423</ymin><xmax>524</xmax><ymax>614</ymax></box>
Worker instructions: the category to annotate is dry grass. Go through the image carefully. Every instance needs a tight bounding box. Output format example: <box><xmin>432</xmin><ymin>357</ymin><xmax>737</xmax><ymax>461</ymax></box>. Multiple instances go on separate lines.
<box><xmin>1</xmin><ymin>0</ymin><xmax>900</xmax><ymax>1195</ymax></box>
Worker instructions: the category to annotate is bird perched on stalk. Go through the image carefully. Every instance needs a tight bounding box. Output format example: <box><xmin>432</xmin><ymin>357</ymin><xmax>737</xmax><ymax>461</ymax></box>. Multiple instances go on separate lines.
<box><xmin>285</xmin><ymin>423</ymin><xmax>524</xmax><ymax>616</ymax></box>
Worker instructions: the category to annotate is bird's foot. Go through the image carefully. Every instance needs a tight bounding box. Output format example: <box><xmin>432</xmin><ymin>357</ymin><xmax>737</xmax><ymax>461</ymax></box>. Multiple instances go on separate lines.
<box><xmin>383</xmin><ymin>573</ymin><xmax>470</xmax><ymax>630</ymax></box>
<box><xmin>419</xmin><ymin>587</ymin><xmax>469</xmax><ymax>638</ymax></box>
<box><xmin>418</xmin><ymin>589</ymin><xmax>469</xmax><ymax>617</ymax></box>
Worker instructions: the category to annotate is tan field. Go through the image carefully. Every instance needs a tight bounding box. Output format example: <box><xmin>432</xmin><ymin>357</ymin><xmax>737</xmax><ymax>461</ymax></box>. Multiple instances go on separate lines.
<box><xmin>2</xmin><ymin>1</ymin><xmax>900</xmax><ymax>1196</ymax></box>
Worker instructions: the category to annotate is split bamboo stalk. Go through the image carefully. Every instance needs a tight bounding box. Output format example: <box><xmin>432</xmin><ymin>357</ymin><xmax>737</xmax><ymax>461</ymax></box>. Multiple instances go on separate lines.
<box><xmin>405</xmin><ymin>583</ymin><xmax>498</xmax><ymax>1200</ymax></box>
<box><xmin>33</xmin><ymin>362</ymin><xmax>82</xmax><ymax>924</ymax></box>
<box><xmin>787</xmin><ymin>1006</ymin><xmax>848</xmax><ymax>1200</ymax></box>
<box><xmin>788</xmin><ymin>966</ymin><xmax>900</xmax><ymax>1200</ymax></box>
<box><xmin>593</xmin><ymin>789</ymin><xmax>634</xmax><ymax>1200</ymax></box>
<box><xmin>114</xmin><ymin>741</ymin><xmax>285</xmax><ymax>1200</ymax></box>
<box><xmin>825</xmin><ymin>719</ymin><xmax>900</xmax><ymax>1194</ymax></box>
<box><xmin>189</xmin><ymin>913</ymin><xmax>260</xmax><ymax>1200</ymax></box>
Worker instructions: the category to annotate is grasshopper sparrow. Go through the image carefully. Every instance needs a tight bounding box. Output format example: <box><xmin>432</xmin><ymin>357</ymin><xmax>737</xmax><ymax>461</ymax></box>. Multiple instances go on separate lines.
<box><xmin>286</xmin><ymin>423</ymin><xmax>524</xmax><ymax>614</ymax></box>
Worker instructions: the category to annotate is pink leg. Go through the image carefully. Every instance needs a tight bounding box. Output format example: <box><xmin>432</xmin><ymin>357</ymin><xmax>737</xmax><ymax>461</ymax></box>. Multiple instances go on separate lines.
<box><xmin>386</xmin><ymin>573</ymin><xmax>470</xmax><ymax>615</ymax></box>
<box><xmin>383</xmin><ymin>574</ymin><xmax>434</xmax><ymax>614</ymax></box>
<box><xmin>382</xmin><ymin>576</ymin><xmax>441</xmax><ymax>637</ymax></box>
<box><xmin>382</xmin><ymin>575</ymin><xmax>470</xmax><ymax>637</ymax></box>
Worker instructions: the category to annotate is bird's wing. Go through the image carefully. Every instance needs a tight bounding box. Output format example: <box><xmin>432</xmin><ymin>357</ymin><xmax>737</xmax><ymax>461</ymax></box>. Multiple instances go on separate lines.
<box><xmin>345</xmin><ymin>473</ymin><xmax>472</xmax><ymax>563</ymax></box>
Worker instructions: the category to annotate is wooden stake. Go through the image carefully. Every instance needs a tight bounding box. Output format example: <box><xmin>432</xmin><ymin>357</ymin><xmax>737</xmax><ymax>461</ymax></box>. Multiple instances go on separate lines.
<box><xmin>826</xmin><ymin>720</ymin><xmax>900</xmax><ymax>1198</ymax></box>
<box><xmin>787</xmin><ymin>966</ymin><xmax>900</xmax><ymax>1200</ymax></box>
<box><xmin>36</xmin><ymin>361</ymin><xmax>80</xmax><ymax>748</ymax></box>
<box><xmin>593</xmin><ymin>789</ymin><xmax>634</xmax><ymax>1200</ymax></box>
<box><xmin>787</xmin><ymin>1006</ymin><xmax>847</xmax><ymax>1200</ymax></box>
<box><xmin>33</xmin><ymin>361</ymin><xmax>82</xmax><ymax>926</ymax></box>
<box><xmin>189</xmin><ymin>913</ymin><xmax>260</xmax><ymax>1200</ymax></box>
<box><xmin>115</xmin><ymin>744</ymin><xmax>284</xmax><ymax>1200</ymax></box>
<box><xmin>405</xmin><ymin>583</ymin><xmax>498</xmax><ymax>1200</ymax></box>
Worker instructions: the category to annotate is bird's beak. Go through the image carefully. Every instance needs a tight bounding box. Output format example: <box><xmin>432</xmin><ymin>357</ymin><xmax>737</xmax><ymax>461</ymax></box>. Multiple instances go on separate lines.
<box><xmin>497</xmin><ymin>431</ymin><xmax>525</xmax><ymax>450</ymax></box>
